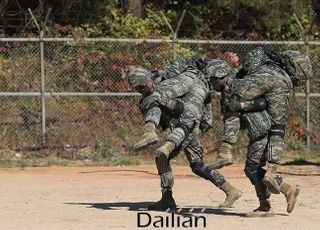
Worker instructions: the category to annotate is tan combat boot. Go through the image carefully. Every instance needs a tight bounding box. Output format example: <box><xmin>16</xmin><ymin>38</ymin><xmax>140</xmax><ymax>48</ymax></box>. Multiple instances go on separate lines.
<box><xmin>245</xmin><ymin>199</ymin><xmax>275</xmax><ymax>217</ymax></box>
<box><xmin>207</xmin><ymin>142</ymin><xmax>233</xmax><ymax>170</ymax></box>
<box><xmin>133</xmin><ymin>122</ymin><xmax>159</xmax><ymax>151</ymax></box>
<box><xmin>280</xmin><ymin>182</ymin><xmax>301</xmax><ymax>213</ymax></box>
<box><xmin>155</xmin><ymin>141</ymin><xmax>175</xmax><ymax>174</ymax></box>
<box><xmin>263</xmin><ymin>162</ymin><xmax>281</xmax><ymax>194</ymax></box>
<box><xmin>148</xmin><ymin>189</ymin><xmax>177</xmax><ymax>211</ymax></box>
<box><xmin>219</xmin><ymin>181</ymin><xmax>242</xmax><ymax>208</ymax></box>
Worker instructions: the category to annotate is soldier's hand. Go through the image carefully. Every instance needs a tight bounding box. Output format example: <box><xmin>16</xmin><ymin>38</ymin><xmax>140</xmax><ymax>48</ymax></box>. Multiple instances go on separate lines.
<box><xmin>227</xmin><ymin>97</ymin><xmax>241</xmax><ymax>112</ymax></box>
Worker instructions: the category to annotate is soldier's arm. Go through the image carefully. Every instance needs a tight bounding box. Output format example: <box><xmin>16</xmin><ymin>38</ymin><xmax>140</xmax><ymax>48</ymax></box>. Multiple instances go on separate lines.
<box><xmin>231</xmin><ymin>73</ymin><xmax>271</xmax><ymax>100</ymax></box>
<box><xmin>226</xmin><ymin>95</ymin><xmax>268</xmax><ymax>113</ymax></box>
<box><xmin>142</xmin><ymin>75</ymin><xmax>193</xmax><ymax>111</ymax></box>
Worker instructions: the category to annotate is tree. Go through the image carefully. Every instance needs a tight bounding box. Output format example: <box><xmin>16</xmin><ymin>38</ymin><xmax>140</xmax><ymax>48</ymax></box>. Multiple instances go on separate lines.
<box><xmin>122</xmin><ymin>0</ymin><xmax>142</xmax><ymax>18</ymax></box>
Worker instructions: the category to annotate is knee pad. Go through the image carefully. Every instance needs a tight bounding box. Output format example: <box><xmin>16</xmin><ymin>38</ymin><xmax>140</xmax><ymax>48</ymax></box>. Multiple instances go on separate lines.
<box><xmin>190</xmin><ymin>161</ymin><xmax>206</xmax><ymax>178</ymax></box>
<box><xmin>204</xmin><ymin>166</ymin><xmax>225</xmax><ymax>187</ymax></box>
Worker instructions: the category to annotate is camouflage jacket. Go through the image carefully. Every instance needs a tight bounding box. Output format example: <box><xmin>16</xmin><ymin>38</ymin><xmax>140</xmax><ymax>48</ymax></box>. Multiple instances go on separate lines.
<box><xmin>140</xmin><ymin>68</ymin><xmax>210</xmax><ymax>133</ymax></box>
<box><xmin>222</xmin><ymin>76</ymin><xmax>272</xmax><ymax>143</ymax></box>
<box><xmin>142</xmin><ymin>64</ymin><xmax>213</xmax><ymax>132</ymax></box>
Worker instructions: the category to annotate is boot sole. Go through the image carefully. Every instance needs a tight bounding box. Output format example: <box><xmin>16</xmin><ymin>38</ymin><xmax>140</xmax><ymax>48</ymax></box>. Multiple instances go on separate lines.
<box><xmin>263</xmin><ymin>175</ymin><xmax>281</xmax><ymax>194</ymax></box>
<box><xmin>287</xmin><ymin>185</ymin><xmax>301</xmax><ymax>213</ymax></box>
<box><xmin>133</xmin><ymin>137</ymin><xmax>160</xmax><ymax>151</ymax></box>
<box><xmin>208</xmin><ymin>159</ymin><xmax>233</xmax><ymax>170</ymax></box>
<box><xmin>155</xmin><ymin>151</ymin><xmax>168</xmax><ymax>174</ymax></box>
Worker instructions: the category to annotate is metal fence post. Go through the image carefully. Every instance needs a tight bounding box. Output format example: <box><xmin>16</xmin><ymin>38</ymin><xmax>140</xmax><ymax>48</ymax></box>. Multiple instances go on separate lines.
<box><xmin>305</xmin><ymin>35</ymin><xmax>311</xmax><ymax>148</ymax></box>
<box><xmin>173</xmin><ymin>34</ymin><xmax>176</xmax><ymax>59</ymax></box>
<box><xmin>39</xmin><ymin>31</ymin><xmax>46</xmax><ymax>147</ymax></box>
<box><xmin>173</xmin><ymin>9</ymin><xmax>186</xmax><ymax>60</ymax></box>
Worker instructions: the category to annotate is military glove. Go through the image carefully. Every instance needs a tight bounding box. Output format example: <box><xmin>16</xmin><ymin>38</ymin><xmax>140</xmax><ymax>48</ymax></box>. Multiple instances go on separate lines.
<box><xmin>227</xmin><ymin>97</ymin><xmax>241</xmax><ymax>112</ymax></box>
<box><xmin>242</xmin><ymin>97</ymin><xmax>267</xmax><ymax>112</ymax></box>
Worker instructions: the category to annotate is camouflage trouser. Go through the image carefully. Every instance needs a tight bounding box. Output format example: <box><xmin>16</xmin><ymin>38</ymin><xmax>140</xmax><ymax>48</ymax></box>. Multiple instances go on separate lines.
<box><xmin>244</xmin><ymin>136</ymin><xmax>283</xmax><ymax>199</ymax></box>
<box><xmin>160</xmin><ymin>130</ymin><xmax>225</xmax><ymax>190</ymax></box>
<box><xmin>145</xmin><ymin>106</ymin><xmax>162</xmax><ymax>126</ymax></box>
<box><xmin>222</xmin><ymin>116</ymin><xmax>241</xmax><ymax>144</ymax></box>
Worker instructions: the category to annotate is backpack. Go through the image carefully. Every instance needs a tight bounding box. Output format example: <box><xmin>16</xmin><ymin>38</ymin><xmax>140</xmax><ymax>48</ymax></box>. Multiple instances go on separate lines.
<box><xmin>280</xmin><ymin>50</ymin><xmax>313</xmax><ymax>86</ymax></box>
<box><xmin>166</xmin><ymin>57</ymin><xmax>192</xmax><ymax>78</ymax></box>
<box><xmin>264</xmin><ymin>48</ymin><xmax>312</xmax><ymax>86</ymax></box>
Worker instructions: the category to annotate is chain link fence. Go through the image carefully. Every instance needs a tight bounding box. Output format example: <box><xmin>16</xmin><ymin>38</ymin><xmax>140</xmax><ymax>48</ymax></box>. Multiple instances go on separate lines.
<box><xmin>0</xmin><ymin>38</ymin><xmax>319</xmax><ymax>157</ymax></box>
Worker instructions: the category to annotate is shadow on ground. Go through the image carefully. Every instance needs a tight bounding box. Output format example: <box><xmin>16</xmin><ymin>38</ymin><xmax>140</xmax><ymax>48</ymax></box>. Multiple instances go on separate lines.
<box><xmin>281</xmin><ymin>159</ymin><xmax>320</xmax><ymax>167</ymax></box>
<box><xmin>78</xmin><ymin>169</ymin><xmax>201</xmax><ymax>178</ymax></box>
<box><xmin>65</xmin><ymin>201</ymin><xmax>250</xmax><ymax>217</ymax></box>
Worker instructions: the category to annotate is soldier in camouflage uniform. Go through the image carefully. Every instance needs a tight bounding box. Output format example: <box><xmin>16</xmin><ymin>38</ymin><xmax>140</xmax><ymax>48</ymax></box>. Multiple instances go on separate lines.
<box><xmin>128</xmin><ymin>66</ymin><xmax>242</xmax><ymax>211</ymax></box>
<box><xmin>132</xmin><ymin>57</ymin><xmax>213</xmax><ymax>151</ymax></box>
<box><xmin>225</xmin><ymin>47</ymin><xmax>312</xmax><ymax>194</ymax></box>
<box><xmin>205</xmin><ymin>59</ymin><xmax>301</xmax><ymax>217</ymax></box>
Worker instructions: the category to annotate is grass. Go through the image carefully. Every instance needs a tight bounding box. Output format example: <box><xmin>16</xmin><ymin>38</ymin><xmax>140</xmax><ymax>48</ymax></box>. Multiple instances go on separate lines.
<box><xmin>284</xmin><ymin>147</ymin><xmax>320</xmax><ymax>165</ymax></box>
<box><xmin>0</xmin><ymin>154</ymin><xmax>153</xmax><ymax>168</ymax></box>
<box><xmin>0</xmin><ymin>145</ymin><xmax>318</xmax><ymax>169</ymax></box>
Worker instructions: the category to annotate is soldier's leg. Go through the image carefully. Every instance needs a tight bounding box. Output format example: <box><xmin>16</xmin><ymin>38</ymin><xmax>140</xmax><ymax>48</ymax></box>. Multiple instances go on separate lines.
<box><xmin>185</xmin><ymin>137</ymin><xmax>242</xmax><ymax>208</ymax></box>
<box><xmin>148</xmin><ymin>162</ymin><xmax>177</xmax><ymax>211</ymax></box>
<box><xmin>133</xmin><ymin>106</ymin><xmax>161</xmax><ymax>151</ymax></box>
<box><xmin>208</xmin><ymin>115</ymin><xmax>241</xmax><ymax>170</ymax></box>
<box><xmin>274</xmin><ymin>174</ymin><xmax>301</xmax><ymax>214</ymax></box>
<box><xmin>155</xmin><ymin>98</ymin><xmax>203</xmax><ymax>173</ymax></box>
<box><xmin>244</xmin><ymin>137</ymin><xmax>275</xmax><ymax>217</ymax></box>
<box><xmin>263</xmin><ymin>87</ymin><xmax>289</xmax><ymax>191</ymax></box>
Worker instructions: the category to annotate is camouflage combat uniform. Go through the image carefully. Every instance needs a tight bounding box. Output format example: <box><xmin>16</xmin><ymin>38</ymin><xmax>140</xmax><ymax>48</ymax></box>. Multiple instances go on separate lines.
<box><xmin>207</xmin><ymin>57</ymin><xmax>300</xmax><ymax>215</ymax></box>
<box><xmin>143</xmin><ymin>57</ymin><xmax>213</xmax><ymax>136</ymax></box>
<box><xmin>234</xmin><ymin>47</ymin><xmax>293</xmax><ymax>164</ymax></box>
<box><xmin>129</xmin><ymin>65</ymin><xmax>242</xmax><ymax>210</ymax></box>
<box><xmin>221</xmin><ymin>75</ymin><xmax>274</xmax><ymax>200</ymax></box>
<box><xmin>141</xmin><ymin>67</ymin><xmax>226</xmax><ymax>188</ymax></box>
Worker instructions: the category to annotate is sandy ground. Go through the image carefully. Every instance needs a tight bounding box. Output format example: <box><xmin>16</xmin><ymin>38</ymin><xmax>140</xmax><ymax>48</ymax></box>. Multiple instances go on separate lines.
<box><xmin>0</xmin><ymin>164</ymin><xmax>319</xmax><ymax>230</ymax></box>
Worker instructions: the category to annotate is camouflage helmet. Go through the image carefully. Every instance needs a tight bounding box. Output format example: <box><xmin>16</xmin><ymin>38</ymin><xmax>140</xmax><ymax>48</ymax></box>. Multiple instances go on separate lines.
<box><xmin>243</xmin><ymin>47</ymin><xmax>269</xmax><ymax>74</ymax></box>
<box><xmin>205</xmin><ymin>59</ymin><xmax>233</xmax><ymax>78</ymax></box>
<box><xmin>281</xmin><ymin>50</ymin><xmax>313</xmax><ymax>85</ymax></box>
<box><xmin>128</xmin><ymin>67</ymin><xmax>152</xmax><ymax>88</ymax></box>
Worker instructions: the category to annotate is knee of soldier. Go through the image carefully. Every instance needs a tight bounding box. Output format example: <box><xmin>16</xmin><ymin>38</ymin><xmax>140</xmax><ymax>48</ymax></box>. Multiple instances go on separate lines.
<box><xmin>190</xmin><ymin>161</ymin><xmax>206</xmax><ymax>177</ymax></box>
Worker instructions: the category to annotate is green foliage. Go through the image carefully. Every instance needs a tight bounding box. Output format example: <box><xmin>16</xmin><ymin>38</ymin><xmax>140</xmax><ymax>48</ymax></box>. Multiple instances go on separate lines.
<box><xmin>81</xmin><ymin>4</ymin><xmax>174</xmax><ymax>38</ymax></box>
<box><xmin>2</xmin><ymin>0</ymin><xmax>317</xmax><ymax>40</ymax></box>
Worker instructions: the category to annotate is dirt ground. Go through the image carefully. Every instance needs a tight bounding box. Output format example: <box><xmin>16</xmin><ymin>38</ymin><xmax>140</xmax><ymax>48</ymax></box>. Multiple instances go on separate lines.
<box><xmin>0</xmin><ymin>164</ymin><xmax>319</xmax><ymax>230</ymax></box>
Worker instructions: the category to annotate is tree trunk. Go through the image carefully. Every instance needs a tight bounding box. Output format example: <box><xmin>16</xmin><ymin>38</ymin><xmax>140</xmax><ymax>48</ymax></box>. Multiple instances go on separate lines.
<box><xmin>122</xmin><ymin>0</ymin><xmax>142</xmax><ymax>18</ymax></box>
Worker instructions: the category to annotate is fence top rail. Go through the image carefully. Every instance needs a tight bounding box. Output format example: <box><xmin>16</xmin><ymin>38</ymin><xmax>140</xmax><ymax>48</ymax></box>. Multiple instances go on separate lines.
<box><xmin>1</xmin><ymin>37</ymin><xmax>320</xmax><ymax>45</ymax></box>
<box><xmin>1</xmin><ymin>92</ymin><xmax>320</xmax><ymax>97</ymax></box>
